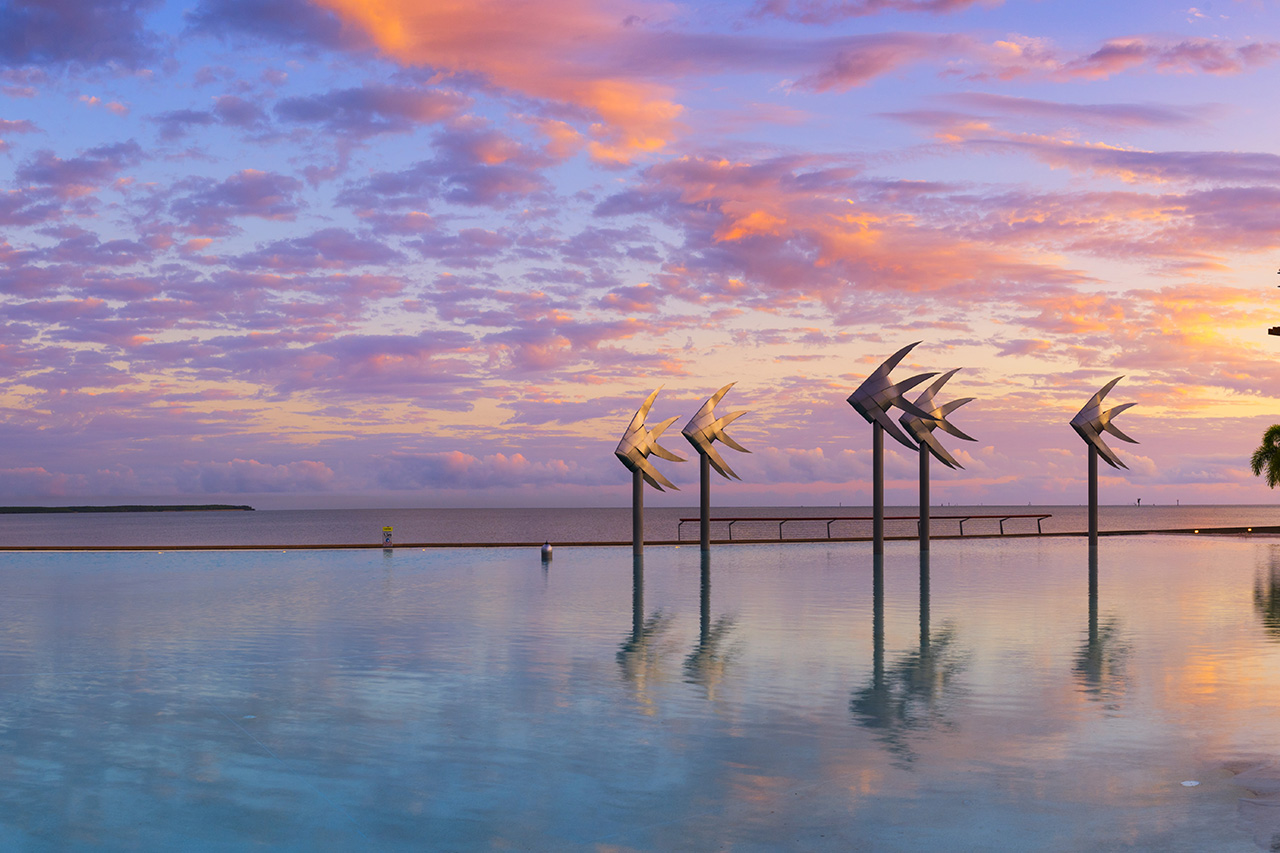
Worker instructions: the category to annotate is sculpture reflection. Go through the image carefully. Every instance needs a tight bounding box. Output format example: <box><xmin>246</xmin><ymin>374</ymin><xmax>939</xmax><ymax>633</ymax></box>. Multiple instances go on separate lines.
<box><xmin>684</xmin><ymin>552</ymin><xmax>738</xmax><ymax>700</ymax></box>
<box><xmin>617</xmin><ymin>554</ymin><xmax>676</xmax><ymax>697</ymax></box>
<box><xmin>850</xmin><ymin>552</ymin><xmax>966</xmax><ymax>765</ymax></box>
<box><xmin>1073</xmin><ymin>548</ymin><xmax>1129</xmax><ymax>711</ymax></box>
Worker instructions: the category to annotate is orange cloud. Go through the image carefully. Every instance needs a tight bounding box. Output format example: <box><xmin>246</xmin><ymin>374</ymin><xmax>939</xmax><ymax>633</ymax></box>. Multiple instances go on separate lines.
<box><xmin>311</xmin><ymin>0</ymin><xmax>681</xmax><ymax>165</ymax></box>
<box><xmin>633</xmin><ymin>155</ymin><xmax>1082</xmax><ymax>312</ymax></box>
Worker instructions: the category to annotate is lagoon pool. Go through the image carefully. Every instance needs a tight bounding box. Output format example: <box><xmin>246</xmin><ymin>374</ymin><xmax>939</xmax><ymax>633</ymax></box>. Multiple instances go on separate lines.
<box><xmin>3</xmin><ymin>537</ymin><xmax>1280</xmax><ymax>850</ymax></box>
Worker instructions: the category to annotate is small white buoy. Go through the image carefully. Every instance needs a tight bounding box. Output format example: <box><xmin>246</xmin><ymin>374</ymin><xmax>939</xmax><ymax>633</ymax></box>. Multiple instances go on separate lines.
<box><xmin>541</xmin><ymin>541</ymin><xmax>553</xmax><ymax>561</ymax></box>
<box><xmin>1181</xmin><ymin>780</ymin><xmax>1200</xmax><ymax>787</ymax></box>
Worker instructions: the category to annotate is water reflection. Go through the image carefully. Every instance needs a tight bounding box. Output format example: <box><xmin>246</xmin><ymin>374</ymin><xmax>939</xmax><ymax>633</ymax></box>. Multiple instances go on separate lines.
<box><xmin>1073</xmin><ymin>547</ymin><xmax>1129</xmax><ymax>711</ymax></box>
<box><xmin>1253</xmin><ymin>546</ymin><xmax>1280</xmax><ymax>639</ymax></box>
<box><xmin>851</xmin><ymin>552</ymin><xmax>966</xmax><ymax>765</ymax></box>
<box><xmin>684</xmin><ymin>553</ymin><xmax>738</xmax><ymax>698</ymax></box>
<box><xmin>617</xmin><ymin>555</ymin><xmax>674</xmax><ymax>693</ymax></box>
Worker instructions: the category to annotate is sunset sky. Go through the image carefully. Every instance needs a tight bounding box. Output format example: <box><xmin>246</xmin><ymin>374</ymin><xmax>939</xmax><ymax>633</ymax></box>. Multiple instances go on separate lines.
<box><xmin>3</xmin><ymin>0</ymin><xmax>1280</xmax><ymax>508</ymax></box>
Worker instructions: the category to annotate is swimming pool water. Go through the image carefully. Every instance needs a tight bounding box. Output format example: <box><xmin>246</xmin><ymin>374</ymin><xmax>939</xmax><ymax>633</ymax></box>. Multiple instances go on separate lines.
<box><xmin>3</xmin><ymin>537</ymin><xmax>1280</xmax><ymax>850</ymax></box>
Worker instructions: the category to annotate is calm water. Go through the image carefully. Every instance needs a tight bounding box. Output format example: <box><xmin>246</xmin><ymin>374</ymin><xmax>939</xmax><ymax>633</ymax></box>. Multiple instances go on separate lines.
<box><xmin>5</xmin><ymin>536</ymin><xmax>1280</xmax><ymax>849</ymax></box>
<box><xmin>2</xmin><ymin>504</ymin><xmax>1279</xmax><ymax>548</ymax></box>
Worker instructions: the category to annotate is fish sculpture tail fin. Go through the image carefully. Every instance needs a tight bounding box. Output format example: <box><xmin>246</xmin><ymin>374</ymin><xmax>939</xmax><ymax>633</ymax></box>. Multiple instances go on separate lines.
<box><xmin>710</xmin><ymin>410</ymin><xmax>750</xmax><ymax>453</ymax></box>
<box><xmin>648</xmin><ymin>416</ymin><xmax>687</xmax><ymax>461</ymax></box>
<box><xmin>1100</xmin><ymin>403</ymin><xmax>1138</xmax><ymax>443</ymax></box>
<box><xmin>936</xmin><ymin>397</ymin><xmax>977</xmax><ymax>441</ymax></box>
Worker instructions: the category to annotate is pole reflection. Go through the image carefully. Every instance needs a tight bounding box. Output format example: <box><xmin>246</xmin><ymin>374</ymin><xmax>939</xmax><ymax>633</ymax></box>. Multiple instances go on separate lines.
<box><xmin>851</xmin><ymin>551</ymin><xmax>965</xmax><ymax>766</ymax></box>
<box><xmin>617</xmin><ymin>554</ymin><xmax>674</xmax><ymax>694</ymax></box>
<box><xmin>684</xmin><ymin>552</ymin><xmax>738</xmax><ymax>699</ymax></box>
<box><xmin>1072</xmin><ymin>546</ymin><xmax>1129</xmax><ymax>710</ymax></box>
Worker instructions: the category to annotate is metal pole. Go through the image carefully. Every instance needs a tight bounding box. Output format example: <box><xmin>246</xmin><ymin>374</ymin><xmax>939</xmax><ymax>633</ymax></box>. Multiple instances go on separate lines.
<box><xmin>919</xmin><ymin>442</ymin><xmax>930</xmax><ymax>552</ymax></box>
<box><xmin>632</xmin><ymin>468</ymin><xmax>644</xmax><ymax>556</ymax></box>
<box><xmin>1088</xmin><ymin>444</ymin><xmax>1098</xmax><ymax>548</ymax></box>
<box><xmin>700</xmin><ymin>450</ymin><xmax>711</xmax><ymax>553</ymax></box>
<box><xmin>873</xmin><ymin>422</ymin><xmax>885</xmax><ymax>555</ymax></box>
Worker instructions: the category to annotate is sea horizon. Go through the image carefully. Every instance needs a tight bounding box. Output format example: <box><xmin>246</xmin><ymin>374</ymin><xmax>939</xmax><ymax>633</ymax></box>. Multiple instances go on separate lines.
<box><xmin>3</xmin><ymin>502</ymin><xmax>1279</xmax><ymax>550</ymax></box>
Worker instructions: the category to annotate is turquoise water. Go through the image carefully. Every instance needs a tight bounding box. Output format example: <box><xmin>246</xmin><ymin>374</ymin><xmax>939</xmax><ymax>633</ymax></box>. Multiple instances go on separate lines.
<box><xmin>4</xmin><ymin>536</ymin><xmax>1280</xmax><ymax>850</ymax></box>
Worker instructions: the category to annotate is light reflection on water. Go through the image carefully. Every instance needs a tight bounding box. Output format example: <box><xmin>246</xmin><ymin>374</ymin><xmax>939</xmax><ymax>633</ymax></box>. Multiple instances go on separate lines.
<box><xmin>6</xmin><ymin>538</ymin><xmax>1280</xmax><ymax>849</ymax></box>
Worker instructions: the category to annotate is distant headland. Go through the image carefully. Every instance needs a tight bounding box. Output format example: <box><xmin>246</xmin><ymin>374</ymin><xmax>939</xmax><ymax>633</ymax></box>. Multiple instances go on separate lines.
<box><xmin>0</xmin><ymin>505</ymin><xmax>255</xmax><ymax>514</ymax></box>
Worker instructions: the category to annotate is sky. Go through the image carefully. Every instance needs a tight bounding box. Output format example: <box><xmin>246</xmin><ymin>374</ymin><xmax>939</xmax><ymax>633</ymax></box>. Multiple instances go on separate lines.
<box><xmin>3</xmin><ymin>0</ymin><xmax>1280</xmax><ymax>509</ymax></box>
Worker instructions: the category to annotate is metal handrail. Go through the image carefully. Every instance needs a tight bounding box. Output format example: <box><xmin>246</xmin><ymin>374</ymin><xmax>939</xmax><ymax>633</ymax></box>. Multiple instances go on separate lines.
<box><xmin>676</xmin><ymin>513</ymin><xmax>1051</xmax><ymax>541</ymax></box>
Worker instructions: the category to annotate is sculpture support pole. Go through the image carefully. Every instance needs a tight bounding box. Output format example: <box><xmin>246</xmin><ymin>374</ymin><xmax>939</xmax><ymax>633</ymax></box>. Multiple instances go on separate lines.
<box><xmin>873</xmin><ymin>422</ymin><xmax>885</xmax><ymax>555</ymax></box>
<box><xmin>1088</xmin><ymin>444</ymin><xmax>1098</xmax><ymax>548</ymax></box>
<box><xmin>632</xmin><ymin>469</ymin><xmax>644</xmax><ymax>556</ymax></box>
<box><xmin>919</xmin><ymin>443</ymin><xmax>930</xmax><ymax>552</ymax></box>
<box><xmin>700</xmin><ymin>450</ymin><xmax>711</xmax><ymax>553</ymax></box>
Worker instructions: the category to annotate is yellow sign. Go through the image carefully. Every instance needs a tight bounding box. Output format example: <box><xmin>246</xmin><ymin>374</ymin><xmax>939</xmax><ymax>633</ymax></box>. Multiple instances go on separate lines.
<box><xmin>382</xmin><ymin>526</ymin><xmax>393</xmax><ymax>533</ymax></box>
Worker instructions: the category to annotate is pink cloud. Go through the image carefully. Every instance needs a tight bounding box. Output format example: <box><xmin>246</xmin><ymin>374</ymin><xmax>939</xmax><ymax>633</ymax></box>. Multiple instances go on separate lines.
<box><xmin>175</xmin><ymin>458</ymin><xmax>336</xmax><ymax>493</ymax></box>
<box><xmin>212</xmin><ymin>94</ymin><xmax>268</xmax><ymax>128</ymax></box>
<box><xmin>185</xmin><ymin>0</ymin><xmax>370</xmax><ymax>53</ymax></box>
<box><xmin>597</xmin><ymin>153</ymin><xmax>1086</xmax><ymax>319</ymax></box>
<box><xmin>375</xmin><ymin>450</ymin><xmax>594</xmax><ymax>490</ymax></box>
<box><xmin>0</xmin><ymin>187</ymin><xmax>59</xmax><ymax>226</ymax></box>
<box><xmin>337</xmin><ymin>123</ymin><xmax>554</xmax><ymax>212</ymax></box>
<box><xmin>795</xmin><ymin>33</ymin><xmax>970</xmax><ymax>91</ymax></box>
<box><xmin>0</xmin><ymin>118</ymin><xmax>38</xmax><ymax>152</ymax></box>
<box><xmin>895</xmin><ymin>92</ymin><xmax>1212</xmax><ymax>131</ymax></box>
<box><xmin>996</xmin><ymin>138</ymin><xmax>1280</xmax><ymax>185</ymax></box>
<box><xmin>752</xmin><ymin>0</ymin><xmax>995</xmax><ymax>24</ymax></box>
<box><xmin>305</xmin><ymin>0</ymin><xmax>683</xmax><ymax>165</ymax></box>
<box><xmin>169</xmin><ymin>169</ymin><xmax>303</xmax><ymax>235</ymax></box>
<box><xmin>16</xmin><ymin>141</ymin><xmax>143</xmax><ymax>199</ymax></box>
<box><xmin>985</xmin><ymin>34</ymin><xmax>1280</xmax><ymax>81</ymax></box>
<box><xmin>0</xmin><ymin>0</ymin><xmax>161</xmax><ymax>69</ymax></box>
<box><xmin>153</xmin><ymin>108</ymin><xmax>217</xmax><ymax>140</ymax></box>
<box><xmin>0</xmin><ymin>466</ymin><xmax>86</xmax><ymax>497</ymax></box>
<box><xmin>274</xmin><ymin>84</ymin><xmax>469</xmax><ymax>138</ymax></box>
<box><xmin>230</xmin><ymin>228</ymin><xmax>403</xmax><ymax>273</ymax></box>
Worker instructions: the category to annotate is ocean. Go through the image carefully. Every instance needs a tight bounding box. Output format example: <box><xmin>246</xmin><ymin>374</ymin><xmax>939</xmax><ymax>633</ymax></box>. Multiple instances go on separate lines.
<box><xmin>2</xmin><ymin>503</ymin><xmax>1279</xmax><ymax>548</ymax></box>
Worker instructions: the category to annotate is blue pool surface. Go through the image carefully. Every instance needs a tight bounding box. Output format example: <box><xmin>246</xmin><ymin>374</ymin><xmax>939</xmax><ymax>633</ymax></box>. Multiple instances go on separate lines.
<box><xmin>4</xmin><ymin>536</ymin><xmax>1280</xmax><ymax>850</ymax></box>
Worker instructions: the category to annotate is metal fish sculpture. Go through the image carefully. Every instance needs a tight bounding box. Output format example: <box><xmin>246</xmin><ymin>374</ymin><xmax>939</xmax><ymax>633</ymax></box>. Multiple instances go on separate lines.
<box><xmin>615</xmin><ymin>387</ymin><xmax>685</xmax><ymax>490</ymax></box>
<box><xmin>1070</xmin><ymin>376</ymin><xmax>1137</xmax><ymax>469</ymax></box>
<box><xmin>682</xmin><ymin>383</ymin><xmax>750</xmax><ymax>480</ymax></box>
<box><xmin>898</xmin><ymin>369</ymin><xmax>976</xmax><ymax>469</ymax></box>
<box><xmin>847</xmin><ymin>341</ymin><xmax>939</xmax><ymax>450</ymax></box>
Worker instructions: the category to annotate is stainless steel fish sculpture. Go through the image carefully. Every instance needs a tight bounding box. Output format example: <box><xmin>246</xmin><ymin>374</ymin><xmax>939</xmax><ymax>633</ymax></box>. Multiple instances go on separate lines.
<box><xmin>898</xmin><ymin>368</ymin><xmax>976</xmax><ymax>469</ymax></box>
<box><xmin>1070</xmin><ymin>377</ymin><xmax>1137</xmax><ymax>469</ymax></box>
<box><xmin>847</xmin><ymin>342</ymin><xmax>939</xmax><ymax>450</ymax></box>
<box><xmin>615</xmin><ymin>387</ymin><xmax>685</xmax><ymax>490</ymax></box>
<box><xmin>682</xmin><ymin>383</ymin><xmax>750</xmax><ymax>480</ymax></box>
